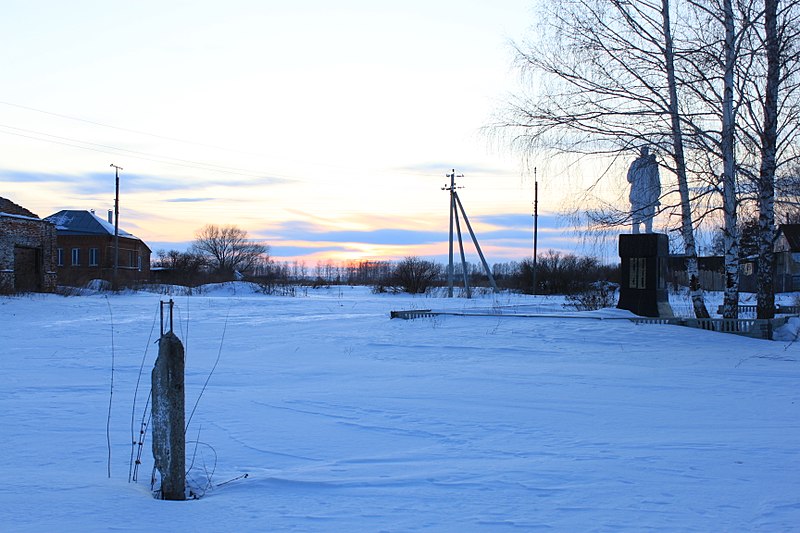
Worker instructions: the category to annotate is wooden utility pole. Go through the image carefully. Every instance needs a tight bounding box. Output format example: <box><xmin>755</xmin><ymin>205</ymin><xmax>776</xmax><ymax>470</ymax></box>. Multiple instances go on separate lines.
<box><xmin>532</xmin><ymin>168</ymin><xmax>539</xmax><ymax>295</ymax></box>
<box><xmin>110</xmin><ymin>164</ymin><xmax>123</xmax><ymax>291</ymax></box>
<box><xmin>445</xmin><ymin>169</ymin><xmax>462</xmax><ymax>297</ymax></box>
<box><xmin>442</xmin><ymin>169</ymin><xmax>498</xmax><ymax>297</ymax></box>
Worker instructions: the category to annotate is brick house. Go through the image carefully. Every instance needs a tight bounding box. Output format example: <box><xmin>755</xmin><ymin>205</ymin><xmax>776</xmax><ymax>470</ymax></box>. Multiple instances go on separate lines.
<box><xmin>45</xmin><ymin>210</ymin><xmax>151</xmax><ymax>287</ymax></box>
<box><xmin>775</xmin><ymin>224</ymin><xmax>800</xmax><ymax>292</ymax></box>
<box><xmin>0</xmin><ymin>197</ymin><xmax>58</xmax><ymax>293</ymax></box>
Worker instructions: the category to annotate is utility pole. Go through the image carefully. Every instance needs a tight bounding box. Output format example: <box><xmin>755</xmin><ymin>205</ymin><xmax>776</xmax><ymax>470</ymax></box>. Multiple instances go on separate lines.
<box><xmin>445</xmin><ymin>169</ymin><xmax>462</xmax><ymax>297</ymax></box>
<box><xmin>110</xmin><ymin>164</ymin><xmax>123</xmax><ymax>291</ymax></box>
<box><xmin>442</xmin><ymin>169</ymin><xmax>498</xmax><ymax>297</ymax></box>
<box><xmin>532</xmin><ymin>167</ymin><xmax>539</xmax><ymax>295</ymax></box>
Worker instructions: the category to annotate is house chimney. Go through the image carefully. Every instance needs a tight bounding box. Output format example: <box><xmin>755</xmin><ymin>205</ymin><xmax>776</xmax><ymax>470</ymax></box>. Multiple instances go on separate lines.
<box><xmin>108</xmin><ymin>209</ymin><xmax>113</xmax><ymax>224</ymax></box>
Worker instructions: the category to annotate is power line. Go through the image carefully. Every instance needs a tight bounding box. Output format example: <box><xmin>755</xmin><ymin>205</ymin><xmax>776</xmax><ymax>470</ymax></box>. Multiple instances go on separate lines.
<box><xmin>0</xmin><ymin>100</ymin><xmax>529</xmax><ymax>199</ymax></box>
<box><xmin>0</xmin><ymin>124</ymin><xmax>301</xmax><ymax>180</ymax></box>
<box><xmin>0</xmin><ymin>101</ymin><xmax>528</xmax><ymax>179</ymax></box>
<box><xmin>0</xmin><ymin>100</ymin><xmax>385</xmax><ymax>176</ymax></box>
<box><xmin>0</xmin><ymin>100</ymin><xmax>257</xmax><ymax>157</ymax></box>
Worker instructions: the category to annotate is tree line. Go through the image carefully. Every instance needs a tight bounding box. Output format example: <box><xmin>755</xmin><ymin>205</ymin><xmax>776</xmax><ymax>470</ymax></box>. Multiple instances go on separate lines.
<box><xmin>153</xmin><ymin>224</ymin><xmax>618</xmax><ymax>296</ymax></box>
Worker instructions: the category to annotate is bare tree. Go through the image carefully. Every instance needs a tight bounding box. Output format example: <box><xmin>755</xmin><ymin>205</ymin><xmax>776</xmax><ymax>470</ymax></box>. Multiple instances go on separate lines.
<box><xmin>153</xmin><ymin>249</ymin><xmax>208</xmax><ymax>286</ymax></box>
<box><xmin>717</xmin><ymin>0</ymin><xmax>742</xmax><ymax>318</ymax></box>
<box><xmin>731</xmin><ymin>0</ymin><xmax>800</xmax><ymax>317</ymax></box>
<box><xmin>678</xmin><ymin>0</ymin><xmax>748</xmax><ymax>317</ymax></box>
<box><xmin>671</xmin><ymin>0</ymin><xmax>800</xmax><ymax>318</ymax></box>
<box><xmin>495</xmin><ymin>0</ymin><xmax>711</xmax><ymax>317</ymax></box>
<box><xmin>191</xmin><ymin>224</ymin><xmax>268</xmax><ymax>278</ymax></box>
<box><xmin>752</xmin><ymin>0</ymin><xmax>780</xmax><ymax>318</ymax></box>
<box><xmin>661</xmin><ymin>0</ymin><xmax>713</xmax><ymax>318</ymax></box>
<box><xmin>392</xmin><ymin>256</ymin><xmax>442</xmax><ymax>294</ymax></box>
<box><xmin>497</xmin><ymin>0</ymin><xmax>800</xmax><ymax>320</ymax></box>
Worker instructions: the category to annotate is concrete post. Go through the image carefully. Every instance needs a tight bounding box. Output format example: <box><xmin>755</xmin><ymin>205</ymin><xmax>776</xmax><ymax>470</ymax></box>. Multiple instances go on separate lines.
<box><xmin>151</xmin><ymin>331</ymin><xmax>186</xmax><ymax>500</ymax></box>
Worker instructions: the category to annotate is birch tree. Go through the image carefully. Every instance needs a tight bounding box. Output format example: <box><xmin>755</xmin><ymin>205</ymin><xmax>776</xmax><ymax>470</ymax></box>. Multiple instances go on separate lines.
<box><xmin>680</xmin><ymin>0</ymin><xmax>799</xmax><ymax>318</ymax></box>
<box><xmin>755</xmin><ymin>0</ymin><xmax>780</xmax><ymax>318</ymax></box>
<box><xmin>496</xmin><ymin>0</ymin><xmax>711</xmax><ymax>318</ymax></box>
<box><xmin>721</xmin><ymin>0</ymin><xmax>741</xmax><ymax>318</ymax></box>
<box><xmin>739</xmin><ymin>0</ymin><xmax>800</xmax><ymax>318</ymax></box>
<box><xmin>679</xmin><ymin>0</ymin><xmax>747</xmax><ymax>318</ymax></box>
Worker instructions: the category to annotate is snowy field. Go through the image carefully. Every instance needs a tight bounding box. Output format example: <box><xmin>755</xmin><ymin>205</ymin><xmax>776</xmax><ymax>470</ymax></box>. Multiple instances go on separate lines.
<box><xmin>1</xmin><ymin>284</ymin><xmax>799</xmax><ymax>532</ymax></box>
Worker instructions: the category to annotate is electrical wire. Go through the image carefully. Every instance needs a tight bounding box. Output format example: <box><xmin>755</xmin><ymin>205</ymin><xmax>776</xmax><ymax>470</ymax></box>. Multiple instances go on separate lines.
<box><xmin>0</xmin><ymin>123</ymin><xmax>299</xmax><ymax>180</ymax></box>
<box><xmin>0</xmin><ymin>100</ymin><xmax>525</xmax><ymax>183</ymax></box>
<box><xmin>0</xmin><ymin>100</ymin><xmax>261</xmax><ymax>157</ymax></box>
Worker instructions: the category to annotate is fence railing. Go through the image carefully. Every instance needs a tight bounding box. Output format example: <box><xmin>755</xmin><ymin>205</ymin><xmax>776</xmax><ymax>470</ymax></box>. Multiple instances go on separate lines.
<box><xmin>390</xmin><ymin>309</ymin><xmax>435</xmax><ymax>320</ymax></box>
<box><xmin>391</xmin><ymin>308</ymin><xmax>793</xmax><ymax>340</ymax></box>
<box><xmin>631</xmin><ymin>317</ymin><xmax>774</xmax><ymax>340</ymax></box>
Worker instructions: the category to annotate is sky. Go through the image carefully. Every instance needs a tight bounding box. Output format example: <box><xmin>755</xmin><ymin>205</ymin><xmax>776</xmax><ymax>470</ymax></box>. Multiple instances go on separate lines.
<box><xmin>0</xmin><ymin>0</ymin><xmax>620</xmax><ymax>265</ymax></box>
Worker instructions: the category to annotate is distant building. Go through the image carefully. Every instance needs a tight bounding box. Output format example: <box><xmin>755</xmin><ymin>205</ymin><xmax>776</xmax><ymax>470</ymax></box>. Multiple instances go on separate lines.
<box><xmin>667</xmin><ymin>255</ymin><xmax>725</xmax><ymax>291</ymax></box>
<box><xmin>45</xmin><ymin>210</ymin><xmax>151</xmax><ymax>287</ymax></box>
<box><xmin>775</xmin><ymin>224</ymin><xmax>800</xmax><ymax>292</ymax></box>
<box><xmin>668</xmin><ymin>224</ymin><xmax>800</xmax><ymax>294</ymax></box>
<box><xmin>0</xmin><ymin>197</ymin><xmax>58</xmax><ymax>293</ymax></box>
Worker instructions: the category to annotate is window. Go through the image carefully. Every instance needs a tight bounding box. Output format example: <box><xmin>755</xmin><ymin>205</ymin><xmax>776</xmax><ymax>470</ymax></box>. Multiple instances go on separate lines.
<box><xmin>137</xmin><ymin>254</ymin><xmax>142</xmax><ymax>271</ymax></box>
<box><xmin>89</xmin><ymin>248</ymin><xmax>99</xmax><ymax>266</ymax></box>
<box><xmin>129</xmin><ymin>250</ymin><xmax>135</xmax><ymax>268</ymax></box>
<box><xmin>71</xmin><ymin>248</ymin><xmax>80</xmax><ymax>266</ymax></box>
<box><xmin>57</xmin><ymin>248</ymin><xmax>64</xmax><ymax>267</ymax></box>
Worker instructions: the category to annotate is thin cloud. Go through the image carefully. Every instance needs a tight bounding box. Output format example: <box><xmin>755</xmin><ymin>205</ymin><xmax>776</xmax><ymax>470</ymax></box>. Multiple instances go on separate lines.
<box><xmin>164</xmin><ymin>197</ymin><xmax>217</xmax><ymax>203</ymax></box>
<box><xmin>270</xmin><ymin>244</ymin><xmax>352</xmax><ymax>257</ymax></box>
<box><xmin>396</xmin><ymin>162</ymin><xmax>517</xmax><ymax>177</ymax></box>
<box><xmin>0</xmin><ymin>168</ymin><xmax>292</xmax><ymax>196</ymax></box>
<box><xmin>270</xmin><ymin>220</ymin><xmax>443</xmax><ymax>246</ymax></box>
<box><xmin>0</xmin><ymin>170</ymin><xmax>63</xmax><ymax>183</ymax></box>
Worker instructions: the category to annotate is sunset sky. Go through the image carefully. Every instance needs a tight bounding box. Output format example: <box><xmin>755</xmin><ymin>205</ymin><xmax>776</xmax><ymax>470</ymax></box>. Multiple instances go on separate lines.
<box><xmin>0</xmin><ymin>1</ymin><xmax>620</xmax><ymax>265</ymax></box>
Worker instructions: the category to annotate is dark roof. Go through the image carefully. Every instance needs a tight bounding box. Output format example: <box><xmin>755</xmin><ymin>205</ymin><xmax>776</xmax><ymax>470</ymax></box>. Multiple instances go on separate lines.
<box><xmin>45</xmin><ymin>210</ymin><xmax>136</xmax><ymax>238</ymax></box>
<box><xmin>0</xmin><ymin>197</ymin><xmax>39</xmax><ymax>218</ymax></box>
<box><xmin>668</xmin><ymin>255</ymin><xmax>725</xmax><ymax>270</ymax></box>
<box><xmin>778</xmin><ymin>224</ymin><xmax>800</xmax><ymax>251</ymax></box>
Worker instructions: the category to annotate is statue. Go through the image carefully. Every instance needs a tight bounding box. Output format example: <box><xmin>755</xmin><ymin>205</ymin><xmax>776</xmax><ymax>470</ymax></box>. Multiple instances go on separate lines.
<box><xmin>627</xmin><ymin>146</ymin><xmax>661</xmax><ymax>234</ymax></box>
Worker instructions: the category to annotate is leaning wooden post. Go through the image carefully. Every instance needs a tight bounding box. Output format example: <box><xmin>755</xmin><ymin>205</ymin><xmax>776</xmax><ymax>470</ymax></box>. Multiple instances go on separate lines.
<box><xmin>151</xmin><ymin>301</ymin><xmax>185</xmax><ymax>501</ymax></box>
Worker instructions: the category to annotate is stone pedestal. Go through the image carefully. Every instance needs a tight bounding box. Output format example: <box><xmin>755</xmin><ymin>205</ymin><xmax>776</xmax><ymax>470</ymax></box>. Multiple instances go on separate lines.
<box><xmin>618</xmin><ymin>233</ymin><xmax>673</xmax><ymax>318</ymax></box>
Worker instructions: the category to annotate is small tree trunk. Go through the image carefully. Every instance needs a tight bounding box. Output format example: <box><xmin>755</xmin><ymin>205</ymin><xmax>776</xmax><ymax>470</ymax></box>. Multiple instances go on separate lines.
<box><xmin>757</xmin><ymin>0</ymin><xmax>780</xmax><ymax>320</ymax></box>
<box><xmin>662</xmin><ymin>0</ymin><xmax>710</xmax><ymax>318</ymax></box>
<box><xmin>721</xmin><ymin>0</ymin><xmax>740</xmax><ymax>319</ymax></box>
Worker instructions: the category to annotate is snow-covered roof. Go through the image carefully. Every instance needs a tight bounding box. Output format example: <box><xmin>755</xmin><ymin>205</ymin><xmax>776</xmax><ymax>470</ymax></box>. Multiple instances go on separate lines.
<box><xmin>0</xmin><ymin>211</ymin><xmax>50</xmax><ymax>223</ymax></box>
<box><xmin>44</xmin><ymin>210</ymin><xmax>136</xmax><ymax>238</ymax></box>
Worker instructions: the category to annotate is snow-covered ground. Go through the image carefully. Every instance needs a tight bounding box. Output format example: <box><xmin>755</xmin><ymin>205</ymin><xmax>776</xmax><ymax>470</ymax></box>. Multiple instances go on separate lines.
<box><xmin>1</xmin><ymin>285</ymin><xmax>798</xmax><ymax>532</ymax></box>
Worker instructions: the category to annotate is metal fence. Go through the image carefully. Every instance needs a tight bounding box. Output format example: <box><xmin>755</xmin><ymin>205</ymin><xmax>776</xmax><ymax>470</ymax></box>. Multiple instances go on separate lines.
<box><xmin>390</xmin><ymin>307</ymin><xmax>795</xmax><ymax>340</ymax></box>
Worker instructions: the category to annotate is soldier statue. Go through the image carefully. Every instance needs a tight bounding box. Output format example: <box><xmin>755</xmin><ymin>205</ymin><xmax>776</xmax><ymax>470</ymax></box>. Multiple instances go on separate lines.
<box><xmin>626</xmin><ymin>146</ymin><xmax>661</xmax><ymax>234</ymax></box>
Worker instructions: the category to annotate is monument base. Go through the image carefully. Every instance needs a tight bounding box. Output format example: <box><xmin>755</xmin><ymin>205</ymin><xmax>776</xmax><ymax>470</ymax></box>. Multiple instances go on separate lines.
<box><xmin>617</xmin><ymin>233</ymin><xmax>673</xmax><ymax>318</ymax></box>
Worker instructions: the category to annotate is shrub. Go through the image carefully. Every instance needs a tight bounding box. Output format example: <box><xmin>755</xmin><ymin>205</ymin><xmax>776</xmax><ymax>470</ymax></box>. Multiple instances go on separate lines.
<box><xmin>376</xmin><ymin>256</ymin><xmax>442</xmax><ymax>294</ymax></box>
<box><xmin>563</xmin><ymin>281</ymin><xmax>618</xmax><ymax>311</ymax></box>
